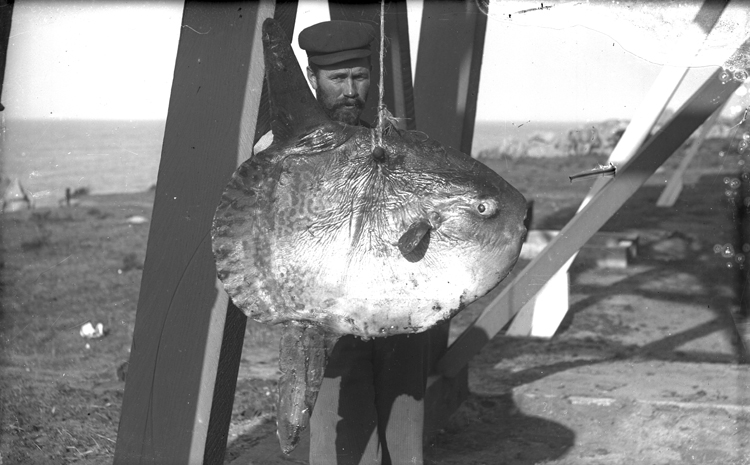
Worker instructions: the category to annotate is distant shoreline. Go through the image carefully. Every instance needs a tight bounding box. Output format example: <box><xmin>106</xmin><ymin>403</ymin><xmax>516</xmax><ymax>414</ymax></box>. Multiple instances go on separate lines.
<box><xmin>5</xmin><ymin>116</ymin><xmax>743</xmax><ymax>210</ymax></box>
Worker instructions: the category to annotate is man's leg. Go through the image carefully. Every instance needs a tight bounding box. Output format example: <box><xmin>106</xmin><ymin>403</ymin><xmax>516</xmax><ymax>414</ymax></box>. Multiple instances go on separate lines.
<box><xmin>310</xmin><ymin>335</ymin><xmax>382</xmax><ymax>465</ymax></box>
<box><xmin>372</xmin><ymin>330</ymin><xmax>432</xmax><ymax>465</ymax></box>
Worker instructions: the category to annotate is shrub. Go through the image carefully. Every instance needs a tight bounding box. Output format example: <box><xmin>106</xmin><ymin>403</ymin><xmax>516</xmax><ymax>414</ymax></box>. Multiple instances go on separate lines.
<box><xmin>71</xmin><ymin>187</ymin><xmax>90</xmax><ymax>198</ymax></box>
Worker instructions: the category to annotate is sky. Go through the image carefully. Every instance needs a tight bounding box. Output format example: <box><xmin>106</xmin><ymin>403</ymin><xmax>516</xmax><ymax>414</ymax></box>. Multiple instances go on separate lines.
<box><xmin>2</xmin><ymin>0</ymin><xmax>749</xmax><ymax>123</ymax></box>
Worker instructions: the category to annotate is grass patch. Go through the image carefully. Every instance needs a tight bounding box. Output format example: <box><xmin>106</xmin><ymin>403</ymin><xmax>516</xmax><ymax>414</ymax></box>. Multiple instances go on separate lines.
<box><xmin>1</xmin><ymin>192</ymin><xmax>154</xmax><ymax>464</ymax></box>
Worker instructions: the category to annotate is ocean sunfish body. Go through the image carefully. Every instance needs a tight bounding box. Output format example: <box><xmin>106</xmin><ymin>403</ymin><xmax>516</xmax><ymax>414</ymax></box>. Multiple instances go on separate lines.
<box><xmin>211</xmin><ymin>19</ymin><xmax>527</xmax><ymax>454</ymax></box>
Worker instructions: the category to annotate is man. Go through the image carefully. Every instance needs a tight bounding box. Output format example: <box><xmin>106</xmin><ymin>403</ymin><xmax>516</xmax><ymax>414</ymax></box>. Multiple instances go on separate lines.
<box><xmin>253</xmin><ymin>20</ymin><xmax>372</xmax><ymax>153</ymax></box>
<box><xmin>296</xmin><ymin>20</ymin><xmax>432</xmax><ymax>465</ymax></box>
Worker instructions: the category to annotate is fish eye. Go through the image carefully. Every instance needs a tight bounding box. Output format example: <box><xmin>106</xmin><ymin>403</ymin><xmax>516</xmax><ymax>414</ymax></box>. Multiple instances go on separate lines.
<box><xmin>474</xmin><ymin>199</ymin><xmax>498</xmax><ymax>217</ymax></box>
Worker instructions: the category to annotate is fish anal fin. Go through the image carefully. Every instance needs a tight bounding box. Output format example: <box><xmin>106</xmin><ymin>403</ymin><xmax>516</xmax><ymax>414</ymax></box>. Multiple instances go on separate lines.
<box><xmin>277</xmin><ymin>321</ymin><xmax>335</xmax><ymax>454</ymax></box>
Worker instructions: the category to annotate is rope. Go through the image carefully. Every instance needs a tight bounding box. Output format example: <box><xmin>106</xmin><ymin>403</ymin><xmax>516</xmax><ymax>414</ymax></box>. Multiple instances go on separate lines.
<box><xmin>376</xmin><ymin>0</ymin><xmax>386</xmax><ymax>148</ymax></box>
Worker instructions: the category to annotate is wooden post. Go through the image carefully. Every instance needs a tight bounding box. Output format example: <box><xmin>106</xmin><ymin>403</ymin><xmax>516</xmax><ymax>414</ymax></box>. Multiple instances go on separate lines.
<box><xmin>439</xmin><ymin>62</ymin><xmax>746</xmax><ymax>378</ymax></box>
<box><xmin>113</xmin><ymin>2</ymin><xmax>298</xmax><ymax>463</ymax></box>
<box><xmin>410</xmin><ymin>0</ymin><xmax>488</xmax><ymax>437</ymax></box>
<box><xmin>413</xmin><ymin>0</ymin><xmax>487</xmax><ymax>156</ymax></box>
<box><xmin>0</xmin><ymin>0</ymin><xmax>14</xmax><ymax>111</ymax></box>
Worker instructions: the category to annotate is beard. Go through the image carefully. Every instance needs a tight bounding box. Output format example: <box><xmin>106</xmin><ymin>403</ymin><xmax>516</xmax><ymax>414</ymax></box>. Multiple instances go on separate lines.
<box><xmin>317</xmin><ymin>91</ymin><xmax>366</xmax><ymax>125</ymax></box>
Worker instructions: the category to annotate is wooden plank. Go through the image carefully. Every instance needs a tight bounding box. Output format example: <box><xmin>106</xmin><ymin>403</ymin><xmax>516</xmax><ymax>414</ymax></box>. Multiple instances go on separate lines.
<box><xmin>328</xmin><ymin>0</ymin><xmax>416</xmax><ymax>129</ymax></box>
<box><xmin>0</xmin><ymin>0</ymin><xmax>14</xmax><ymax>109</ymax></box>
<box><xmin>114</xmin><ymin>2</ymin><xmax>279</xmax><ymax>463</ymax></box>
<box><xmin>413</xmin><ymin>0</ymin><xmax>487</xmax><ymax>155</ymax></box>
<box><xmin>439</xmin><ymin>62</ymin><xmax>746</xmax><ymax>378</ymax></box>
<box><xmin>656</xmin><ymin>100</ymin><xmax>728</xmax><ymax>207</ymax></box>
<box><xmin>410</xmin><ymin>0</ymin><xmax>487</xmax><ymax>435</ymax></box>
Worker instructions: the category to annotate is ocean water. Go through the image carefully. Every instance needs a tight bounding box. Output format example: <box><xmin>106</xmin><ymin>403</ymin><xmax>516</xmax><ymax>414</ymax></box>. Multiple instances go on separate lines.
<box><xmin>0</xmin><ymin>118</ymin><xmax>579</xmax><ymax>208</ymax></box>
<box><xmin>2</xmin><ymin>119</ymin><xmax>166</xmax><ymax>208</ymax></box>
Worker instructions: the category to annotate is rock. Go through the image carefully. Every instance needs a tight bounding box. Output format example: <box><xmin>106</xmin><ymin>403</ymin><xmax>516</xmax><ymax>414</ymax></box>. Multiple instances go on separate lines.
<box><xmin>528</xmin><ymin>131</ymin><xmax>559</xmax><ymax>145</ymax></box>
<box><xmin>597</xmin><ymin>119</ymin><xmax>629</xmax><ymax>148</ymax></box>
<box><xmin>126</xmin><ymin>215</ymin><xmax>149</xmax><ymax>225</ymax></box>
<box><xmin>560</xmin><ymin>125</ymin><xmax>603</xmax><ymax>156</ymax></box>
<box><xmin>526</xmin><ymin>142</ymin><xmax>562</xmax><ymax>158</ymax></box>
<box><xmin>477</xmin><ymin>137</ymin><xmax>528</xmax><ymax>159</ymax></box>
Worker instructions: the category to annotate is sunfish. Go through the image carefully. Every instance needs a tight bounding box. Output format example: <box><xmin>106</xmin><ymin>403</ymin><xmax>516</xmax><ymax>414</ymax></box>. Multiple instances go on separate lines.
<box><xmin>211</xmin><ymin>19</ymin><xmax>527</xmax><ymax>454</ymax></box>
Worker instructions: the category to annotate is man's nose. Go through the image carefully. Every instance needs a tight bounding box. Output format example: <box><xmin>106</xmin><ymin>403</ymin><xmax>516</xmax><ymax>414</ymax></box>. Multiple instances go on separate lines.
<box><xmin>343</xmin><ymin>79</ymin><xmax>357</xmax><ymax>98</ymax></box>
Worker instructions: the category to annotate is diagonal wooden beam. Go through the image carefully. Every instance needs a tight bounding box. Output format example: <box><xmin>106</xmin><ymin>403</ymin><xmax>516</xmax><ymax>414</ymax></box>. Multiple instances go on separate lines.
<box><xmin>439</xmin><ymin>59</ymin><xmax>747</xmax><ymax>378</ymax></box>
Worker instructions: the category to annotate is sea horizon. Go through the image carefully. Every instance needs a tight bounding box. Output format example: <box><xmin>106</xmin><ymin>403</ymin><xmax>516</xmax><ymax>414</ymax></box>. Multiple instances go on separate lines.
<box><xmin>1</xmin><ymin>118</ymin><xmax>601</xmax><ymax>208</ymax></box>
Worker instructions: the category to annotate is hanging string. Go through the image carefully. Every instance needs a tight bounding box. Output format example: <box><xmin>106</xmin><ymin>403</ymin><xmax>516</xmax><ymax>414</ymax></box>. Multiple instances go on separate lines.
<box><xmin>376</xmin><ymin>0</ymin><xmax>386</xmax><ymax>148</ymax></box>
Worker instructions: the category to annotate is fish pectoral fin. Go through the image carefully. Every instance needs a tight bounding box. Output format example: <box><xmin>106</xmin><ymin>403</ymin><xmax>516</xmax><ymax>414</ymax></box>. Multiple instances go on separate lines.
<box><xmin>398</xmin><ymin>220</ymin><xmax>432</xmax><ymax>255</ymax></box>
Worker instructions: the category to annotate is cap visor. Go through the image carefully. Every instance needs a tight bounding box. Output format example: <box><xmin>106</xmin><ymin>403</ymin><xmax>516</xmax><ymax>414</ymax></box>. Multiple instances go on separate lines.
<box><xmin>309</xmin><ymin>49</ymin><xmax>371</xmax><ymax>66</ymax></box>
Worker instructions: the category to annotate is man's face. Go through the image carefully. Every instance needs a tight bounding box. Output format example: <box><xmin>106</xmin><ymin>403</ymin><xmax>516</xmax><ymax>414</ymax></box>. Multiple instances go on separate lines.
<box><xmin>307</xmin><ymin>58</ymin><xmax>370</xmax><ymax>125</ymax></box>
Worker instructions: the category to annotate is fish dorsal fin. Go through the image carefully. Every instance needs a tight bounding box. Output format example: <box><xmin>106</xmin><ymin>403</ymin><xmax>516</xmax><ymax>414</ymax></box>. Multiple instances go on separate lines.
<box><xmin>262</xmin><ymin>19</ymin><xmax>330</xmax><ymax>143</ymax></box>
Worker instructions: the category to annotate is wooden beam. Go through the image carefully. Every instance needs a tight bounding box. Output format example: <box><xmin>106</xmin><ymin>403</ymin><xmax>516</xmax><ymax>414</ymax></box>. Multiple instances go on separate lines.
<box><xmin>409</xmin><ymin>0</ymin><xmax>488</xmax><ymax>436</ymax></box>
<box><xmin>439</xmin><ymin>62</ymin><xmax>746</xmax><ymax>378</ymax></box>
<box><xmin>413</xmin><ymin>0</ymin><xmax>487</xmax><ymax>155</ymax></box>
<box><xmin>0</xmin><ymin>0</ymin><xmax>14</xmax><ymax>110</ymax></box>
<box><xmin>114</xmin><ymin>2</ymin><xmax>284</xmax><ymax>463</ymax></box>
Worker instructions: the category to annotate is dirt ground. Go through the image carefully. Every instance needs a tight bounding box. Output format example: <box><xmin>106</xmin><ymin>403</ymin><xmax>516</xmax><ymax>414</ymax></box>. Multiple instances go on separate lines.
<box><xmin>2</xmin><ymin>145</ymin><xmax>749</xmax><ymax>464</ymax></box>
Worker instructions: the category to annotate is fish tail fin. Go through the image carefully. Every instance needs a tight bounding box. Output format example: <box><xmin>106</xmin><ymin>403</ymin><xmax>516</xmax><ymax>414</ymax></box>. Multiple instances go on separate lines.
<box><xmin>277</xmin><ymin>321</ymin><xmax>330</xmax><ymax>454</ymax></box>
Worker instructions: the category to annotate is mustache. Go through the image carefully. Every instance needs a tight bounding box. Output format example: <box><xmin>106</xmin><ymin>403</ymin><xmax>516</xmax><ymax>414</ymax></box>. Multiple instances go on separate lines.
<box><xmin>330</xmin><ymin>98</ymin><xmax>365</xmax><ymax>112</ymax></box>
